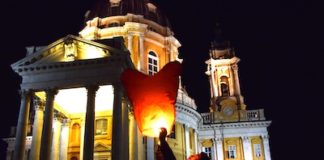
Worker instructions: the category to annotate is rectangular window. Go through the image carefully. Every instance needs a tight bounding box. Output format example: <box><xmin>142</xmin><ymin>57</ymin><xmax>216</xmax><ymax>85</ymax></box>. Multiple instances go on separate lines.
<box><xmin>254</xmin><ymin>144</ymin><xmax>262</xmax><ymax>157</ymax></box>
<box><xmin>204</xmin><ymin>147</ymin><xmax>212</xmax><ymax>158</ymax></box>
<box><xmin>96</xmin><ymin>119</ymin><xmax>108</xmax><ymax>135</ymax></box>
<box><xmin>228</xmin><ymin>145</ymin><xmax>237</xmax><ymax>159</ymax></box>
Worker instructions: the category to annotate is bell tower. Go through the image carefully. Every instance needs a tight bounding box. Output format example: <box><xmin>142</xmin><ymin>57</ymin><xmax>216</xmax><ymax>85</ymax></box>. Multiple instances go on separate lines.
<box><xmin>205</xmin><ymin>29</ymin><xmax>246</xmax><ymax>120</ymax></box>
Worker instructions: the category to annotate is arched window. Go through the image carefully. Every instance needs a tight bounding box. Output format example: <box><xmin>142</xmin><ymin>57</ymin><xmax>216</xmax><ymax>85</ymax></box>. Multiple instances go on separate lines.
<box><xmin>148</xmin><ymin>51</ymin><xmax>158</xmax><ymax>75</ymax></box>
<box><xmin>220</xmin><ymin>76</ymin><xmax>229</xmax><ymax>96</ymax></box>
<box><xmin>71</xmin><ymin>123</ymin><xmax>81</xmax><ymax>145</ymax></box>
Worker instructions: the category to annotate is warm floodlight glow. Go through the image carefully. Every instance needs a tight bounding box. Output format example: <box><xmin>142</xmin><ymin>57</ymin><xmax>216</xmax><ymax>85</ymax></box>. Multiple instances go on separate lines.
<box><xmin>121</xmin><ymin>61</ymin><xmax>182</xmax><ymax>137</ymax></box>
<box><xmin>83</xmin><ymin>45</ymin><xmax>107</xmax><ymax>59</ymax></box>
<box><xmin>36</xmin><ymin>85</ymin><xmax>114</xmax><ymax>114</ymax></box>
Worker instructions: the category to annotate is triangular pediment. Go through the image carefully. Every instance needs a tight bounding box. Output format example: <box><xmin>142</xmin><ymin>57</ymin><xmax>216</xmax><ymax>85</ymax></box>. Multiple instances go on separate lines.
<box><xmin>11</xmin><ymin>35</ymin><xmax>127</xmax><ymax>71</ymax></box>
<box><xmin>94</xmin><ymin>142</ymin><xmax>111</xmax><ymax>152</ymax></box>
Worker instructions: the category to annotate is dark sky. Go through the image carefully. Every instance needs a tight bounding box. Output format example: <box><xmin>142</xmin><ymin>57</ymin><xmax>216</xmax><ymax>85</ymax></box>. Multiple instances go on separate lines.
<box><xmin>1</xmin><ymin>0</ymin><xmax>324</xmax><ymax>159</ymax></box>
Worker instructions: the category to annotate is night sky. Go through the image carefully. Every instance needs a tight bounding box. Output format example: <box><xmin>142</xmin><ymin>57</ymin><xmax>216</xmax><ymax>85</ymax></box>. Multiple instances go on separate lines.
<box><xmin>1</xmin><ymin>0</ymin><xmax>323</xmax><ymax>159</ymax></box>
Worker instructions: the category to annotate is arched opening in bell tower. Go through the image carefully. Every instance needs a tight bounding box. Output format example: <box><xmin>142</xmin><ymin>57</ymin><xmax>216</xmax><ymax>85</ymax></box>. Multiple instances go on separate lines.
<box><xmin>220</xmin><ymin>76</ymin><xmax>230</xmax><ymax>96</ymax></box>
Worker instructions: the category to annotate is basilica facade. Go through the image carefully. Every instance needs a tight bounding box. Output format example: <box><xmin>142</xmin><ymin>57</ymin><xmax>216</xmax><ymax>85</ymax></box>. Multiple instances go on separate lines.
<box><xmin>4</xmin><ymin>0</ymin><xmax>271</xmax><ymax>160</ymax></box>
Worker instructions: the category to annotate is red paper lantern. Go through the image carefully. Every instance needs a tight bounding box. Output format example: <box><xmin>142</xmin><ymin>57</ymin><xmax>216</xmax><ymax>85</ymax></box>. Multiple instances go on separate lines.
<box><xmin>121</xmin><ymin>61</ymin><xmax>182</xmax><ymax>137</ymax></box>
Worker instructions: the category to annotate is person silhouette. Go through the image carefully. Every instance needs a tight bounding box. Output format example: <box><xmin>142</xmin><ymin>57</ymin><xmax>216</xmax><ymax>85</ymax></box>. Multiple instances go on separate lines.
<box><xmin>156</xmin><ymin>128</ymin><xmax>176</xmax><ymax>160</ymax></box>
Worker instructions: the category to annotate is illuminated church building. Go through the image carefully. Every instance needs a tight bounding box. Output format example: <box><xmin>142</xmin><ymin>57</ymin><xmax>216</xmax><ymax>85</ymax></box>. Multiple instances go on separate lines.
<box><xmin>4</xmin><ymin>0</ymin><xmax>272</xmax><ymax>160</ymax></box>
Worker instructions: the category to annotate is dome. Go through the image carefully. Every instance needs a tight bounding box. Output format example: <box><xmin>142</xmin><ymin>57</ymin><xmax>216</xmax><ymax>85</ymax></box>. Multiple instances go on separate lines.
<box><xmin>85</xmin><ymin>0</ymin><xmax>170</xmax><ymax>27</ymax></box>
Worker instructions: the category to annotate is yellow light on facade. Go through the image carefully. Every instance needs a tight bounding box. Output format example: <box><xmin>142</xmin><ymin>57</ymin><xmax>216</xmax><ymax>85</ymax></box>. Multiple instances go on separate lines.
<box><xmin>36</xmin><ymin>85</ymin><xmax>114</xmax><ymax>114</ymax></box>
<box><xmin>83</xmin><ymin>45</ymin><xmax>107</xmax><ymax>59</ymax></box>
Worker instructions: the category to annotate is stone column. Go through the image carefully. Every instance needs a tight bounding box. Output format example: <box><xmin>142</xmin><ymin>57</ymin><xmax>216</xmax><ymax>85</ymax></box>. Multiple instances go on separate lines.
<box><xmin>232</xmin><ymin>64</ymin><xmax>241</xmax><ymax>95</ymax></box>
<box><xmin>127</xmin><ymin>33</ymin><xmax>133</xmax><ymax>54</ymax></box>
<box><xmin>129</xmin><ymin>113</ymin><xmax>138</xmax><ymax>160</ymax></box>
<box><xmin>51</xmin><ymin>112</ymin><xmax>62</xmax><ymax>160</ymax></box>
<box><xmin>228</xmin><ymin>65</ymin><xmax>235</xmax><ymax>96</ymax></box>
<box><xmin>40</xmin><ymin>89</ymin><xmax>58</xmax><ymax>160</ymax></box>
<box><xmin>209</xmin><ymin>71</ymin><xmax>214</xmax><ymax>98</ymax></box>
<box><xmin>83</xmin><ymin>85</ymin><xmax>99</xmax><ymax>160</ymax></box>
<box><xmin>30</xmin><ymin>98</ymin><xmax>44</xmax><ymax>160</ymax></box>
<box><xmin>121</xmin><ymin>97</ymin><xmax>129</xmax><ymax>159</ymax></box>
<box><xmin>13</xmin><ymin>90</ymin><xmax>32</xmax><ymax>160</ymax></box>
<box><xmin>137</xmin><ymin>128</ymin><xmax>144</xmax><ymax>160</ymax></box>
<box><xmin>210</xmin><ymin>67</ymin><xmax>218</xmax><ymax>97</ymax></box>
<box><xmin>147</xmin><ymin>137</ymin><xmax>154</xmax><ymax>160</ymax></box>
<box><xmin>60</xmin><ymin>119</ymin><xmax>70</xmax><ymax>160</ymax></box>
<box><xmin>184</xmin><ymin>125</ymin><xmax>191</xmax><ymax>158</ymax></box>
<box><xmin>242</xmin><ymin>136</ymin><xmax>253</xmax><ymax>160</ymax></box>
<box><xmin>139</xmin><ymin>34</ymin><xmax>145</xmax><ymax>71</ymax></box>
<box><xmin>112</xmin><ymin>84</ymin><xmax>129</xmax><ymax>160</ymax></box>
<box><xmin>194</xmin><ymin>130</ymin><xmax>198</xmax><ymax>154</ymax></box>
<box><xmin>262</xmin><ymin>135</ymin><xmax>271</xmax><ymax>160</ymax></box>
<box><xmin>214</xmin><ymin>69</ymin><xmax>221</xmax><ymax>97</ymax></box>
<box><xmin>210</xmin><ymin>139</ymin><xmax>215</xmax><ymax>160</ymax></box>
<box><xmin>215</xmin><ymin>138</ymin><xmax>224</xmax><ymax>160</ymax></box>
<box><xmin>197</xmin><ymin>140</ymin><xmax>203</xmax><ymax>154</ymax></box>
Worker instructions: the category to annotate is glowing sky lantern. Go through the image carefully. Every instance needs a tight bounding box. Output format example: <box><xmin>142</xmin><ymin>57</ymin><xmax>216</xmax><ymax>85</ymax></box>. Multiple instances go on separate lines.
<box><xmin>121</xmin><ymin>61</ymin><xmax>182</xmax><ymax>137</ymax></box>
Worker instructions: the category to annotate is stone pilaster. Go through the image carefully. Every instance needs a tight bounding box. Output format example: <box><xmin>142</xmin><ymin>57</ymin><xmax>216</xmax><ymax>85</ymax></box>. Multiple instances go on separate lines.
<box><xmin>129</xmin><ymin>113</ymin><xmax>138</xmax><ymax>160</ymax></box>
<box><xmin>139</xmin><ymin>34</ymin><xmax>144</xmax><ymax>71</ymax></box>
<box><xmin>211</xmin><ymin>139</ymin><xmax>217</xmax><ymax>160</ymax></box>
<box><xmin>197</xmin><ymin>140</ymin><xmax>203</xmax><ymax>154</ymax></box>
<box><xmin>228</xmin><ymin>65</ymin><xmax>235</xmax><ymax>96</ymax></box>
<box><xmin>184</xmin><ymin>125</ymin><xmax>191</xmax><ymax>158</ymax></box>
<box><xmin>215</xmin><ymin>138</ymin><xmax>224</xmax><ymax>160</ymax></box>
<box><xmin>137</xmin><ymin>128</ymin><xmax>144</xmax><ymax>160</ymax></box>
<box><xmin>83</xmin><ymin>85</ymin><xmax>99</xmax><ymax>160</ymax></box>
<box><xmin>127</xmin><ymin>33</ymin><xmax>133</xmax><ymax>55</ymax></box>
<box><xmin>146</xmin><ymin>137</ymin><xmax>154</xmax><ymax>160</ymax></box>
<box><xmin>30</xmin><ymin>98</ymin><xmax>44</xmax><ymax>160</ymax></box>
<box><xmin>194</xmin><ymin>130</ymin><xmax>198</xmax><ymax>154</ymax></box>
<box><xmin>40</xmin><ymin>89</ymin><xmax>58</xmax><ymax>160</ymax></box>
<box><xmin>242</xmin><ymin>136</ymin><xmax>253</xmax><ymax>160</ymax></box>
<box><xmin>51</xmin><ymin>112</ymin><xmax>62</xmax><ymax>160</ymax></box>
<box><xmin>13</xmin><ymin>90</ymin><xmax>32</xmax><ymax>160</ymax></box>
<box><xmin>262</xmin><ymin>135</ymin><xmax>271</xmax><ymax>160</ymax></box>
<box><xmin>232</xmin><ymin>64</ymin><xmax>241</xmax><ymax>96</ymax></box>
<box><xmin>59</xmin><ymin>119</ymin><xmax>70</xmax><ymax>160</ymax></box>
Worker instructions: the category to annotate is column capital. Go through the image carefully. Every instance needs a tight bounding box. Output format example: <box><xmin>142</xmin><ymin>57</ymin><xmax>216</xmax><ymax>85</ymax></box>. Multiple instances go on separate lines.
<box><xmin>215</xmin><ymin>137</ymin><xmax>223</xmax><ymax>142</ymax></box>
<box><xmin>86</xmin><ymin>85</ymin><xmax>99</xmax><ymax>92</ymax></box>
<box><xmin>127</xmin><ymin>32</ymin><xmax>135</xmax><ymax>36</ymax></box>
<box><xmin>18</xmin><ymin>89</ymin><xmax>33</xmax><ymax>98</ymax></box>
<box><xmin>54</xmin><ymin>111</ymin><xmax>64</xmax><ymax>122</ymax></box>
<box><xmin>183</xmin><ymin>124</ymin><xmax>190</xmax><ymax>128</ymax></box>
<box><xmin>33</xmin><ymin>98</ymin><xmax>45</xmax><ymax>111</ymax></box>
<box><xmin>61</xmin><ymin>118</ymin><xmax>71</xmax><ymax>126</ymax></box>
<box><xmin>231</xmin><ymin>64</ymin><xmax>239</xmax><ymax>70</ymax></box>
<box><xmin>262</xmin><ymin>135</ymin><xmax>270</xmax><ymax>142</ymax></box>
<box><xmin>44</xmin><ymin>88</ymin><xmax>58</xmax><ymax>97</ymax></box>
<box><xmin>241</xmin><ymin>136</ymin><xmax>250</xmax><ymax>142</ymax></box>
<box><xmin>139</xmin><ymin>33</ymin><xmax>144</xmax><ymax>38</ymax></box>
<box><xmin>113</xmin><ymin>83</ymin><xmax>123</xmax><ymax>91</ymax></box>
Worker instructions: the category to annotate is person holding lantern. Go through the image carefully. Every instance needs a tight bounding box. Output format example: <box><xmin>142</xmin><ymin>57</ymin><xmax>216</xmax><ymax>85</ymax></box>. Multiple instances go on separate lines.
<box><xmin>156</xmin><ymin>128</ymin><xmax>176</xmax><ymax>160</ymax></box>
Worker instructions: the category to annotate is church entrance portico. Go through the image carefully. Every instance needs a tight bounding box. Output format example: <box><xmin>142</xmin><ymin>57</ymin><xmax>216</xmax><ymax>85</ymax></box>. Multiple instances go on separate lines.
<box><xmin>10</xmin><ymin>35</ymin><xmax>132</xmax><ymax>160</ymax></box>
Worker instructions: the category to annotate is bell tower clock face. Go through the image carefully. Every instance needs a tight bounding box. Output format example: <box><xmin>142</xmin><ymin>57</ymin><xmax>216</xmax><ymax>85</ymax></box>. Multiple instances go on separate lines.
<box><xmin>223</xmin><ymin>106</ymin><xmax>234</xmax><ymax>116</ymax></box>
